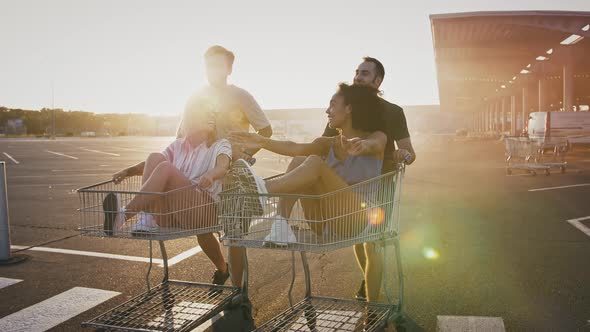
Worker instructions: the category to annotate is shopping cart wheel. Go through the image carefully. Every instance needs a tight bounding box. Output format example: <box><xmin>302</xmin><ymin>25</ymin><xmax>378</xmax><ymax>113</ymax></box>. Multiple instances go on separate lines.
<box><xmin>506</xmin><ymin>168</ymin><xmax>512</xmax><ymax>175</ymax></box>
<box><xmin>241</xmin><ymin>299</ymin><xmax>253</xmax><ymax>321</ymax></box>
<box><xmin>560</xmin><ymin>166</ymin><xmax>566</xmax><ymax>174</ymax></box>
<box><xmin>545</xmin><ymin>169</ymin><xmax>550</xmax><ymax>176</ymax></box>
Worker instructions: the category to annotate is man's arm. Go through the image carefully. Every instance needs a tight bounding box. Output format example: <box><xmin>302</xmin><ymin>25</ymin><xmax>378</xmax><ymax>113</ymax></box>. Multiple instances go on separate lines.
<box><xmin>387</xmin><ymin>103</ymin><xmax>416</xmax><ymax>164</ymax></box>
<box><xmin>395</xmin><ymin>137</ymin><xmax>416</xmax><ymax>164</ymax></box>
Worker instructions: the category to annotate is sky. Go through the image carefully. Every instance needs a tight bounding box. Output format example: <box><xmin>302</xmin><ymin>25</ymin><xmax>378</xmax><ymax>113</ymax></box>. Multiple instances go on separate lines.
<box><xmin>1</xmin><ymin>0</ymin><xmax>589</xmax><ymax>116</ymax></box>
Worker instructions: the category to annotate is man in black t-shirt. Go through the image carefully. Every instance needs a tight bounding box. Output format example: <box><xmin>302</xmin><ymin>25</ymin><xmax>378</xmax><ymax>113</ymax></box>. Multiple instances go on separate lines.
<box><xmin>323</xmin><ymin>57</ymin><xmax>415</xmax><ymax>169</ymax></box>
<box><xmin>322</xmin><ymin>57</ymin><xmax>415</xmax><ymax>302</ymax></box>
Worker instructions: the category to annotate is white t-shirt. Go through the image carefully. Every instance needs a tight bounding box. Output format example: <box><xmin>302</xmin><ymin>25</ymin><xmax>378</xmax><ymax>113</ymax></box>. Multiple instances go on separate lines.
<box><xmin>178</xmin><ymin>84</ymin><xmax>271</xmax><ymax>140</ymax></box>
<box><xmin>162</xmin><ymin>138</ymin><xmax>232</xmax><ymax>200</ymax></box>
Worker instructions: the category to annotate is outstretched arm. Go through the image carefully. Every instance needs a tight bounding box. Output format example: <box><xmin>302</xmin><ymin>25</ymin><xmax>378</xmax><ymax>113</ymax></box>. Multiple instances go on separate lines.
<box><xmin>229</xmin><ymin>132</ymin><xmax>330</xmax><ymax>157</ymax></box>
<box><xmin>242</xmin><ymin>125</ymin><xmax>272</xmax><ymax>157</ymax></box>
<box><xmin>112</xmin><ymin>161</ymin><xmax>145</xmax><ymax>184</ymax></box>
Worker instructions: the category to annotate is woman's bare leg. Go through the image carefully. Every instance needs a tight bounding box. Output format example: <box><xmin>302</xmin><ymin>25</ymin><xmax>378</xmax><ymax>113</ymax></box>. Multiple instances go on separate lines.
<box><xmin>124</xmin><ymin>161</ymin><xmax>191</xmax><ymax>219</ymax></box>
<box><xmin>277</xmin><ymin>156</ymin><xmax>306</xmax><ymax>217</ymax></box>
<box><xmin>266</xmin><ymin>155</ymin><xmax>348</xmax><ymax>194</ymax></box>
<box><xmin>142</xmin><ymin>152</ymin><xmax>167</xmax><ymax>184</ymax></box>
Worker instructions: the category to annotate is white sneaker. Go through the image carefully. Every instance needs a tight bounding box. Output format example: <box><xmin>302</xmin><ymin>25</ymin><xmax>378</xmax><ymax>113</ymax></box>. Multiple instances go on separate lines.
<box><xmin>264</xmin><ymin>215</ymin><xmax>296</xmax><ymax>246</ymax></box>
<box><xmin>131</xmin><ymin>212</ymin><xmax>159</xmax><ymax>233</ymax></box>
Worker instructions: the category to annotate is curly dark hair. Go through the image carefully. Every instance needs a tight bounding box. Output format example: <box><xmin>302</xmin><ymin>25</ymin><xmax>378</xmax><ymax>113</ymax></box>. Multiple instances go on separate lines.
<box><xmin>336</xmin><ymin>83</ymin><xmax>384</xmax><ymax>133</ymax></box>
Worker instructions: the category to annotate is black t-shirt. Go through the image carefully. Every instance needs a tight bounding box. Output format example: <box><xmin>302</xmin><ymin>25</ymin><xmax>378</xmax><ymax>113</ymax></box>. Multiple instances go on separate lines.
<box><xmin>322</xmin><ymin>98</ymin><xmax>410</xmax><ymax>173</ymax></box>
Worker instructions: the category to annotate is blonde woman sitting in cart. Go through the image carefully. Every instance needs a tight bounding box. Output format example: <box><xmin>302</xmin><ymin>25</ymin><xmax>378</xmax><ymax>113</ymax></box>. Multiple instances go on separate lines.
<box><xmin>107</xmin><ymin>101</ymin><xmax>232</xmax><ymax>287</ymax></box>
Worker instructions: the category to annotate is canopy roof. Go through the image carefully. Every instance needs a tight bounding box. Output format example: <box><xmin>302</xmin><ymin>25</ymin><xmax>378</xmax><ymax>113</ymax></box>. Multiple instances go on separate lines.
<box><xmin>430</xmin><ymin>11</ymin><xmax>590</xmax><ymax>112</ymax></box>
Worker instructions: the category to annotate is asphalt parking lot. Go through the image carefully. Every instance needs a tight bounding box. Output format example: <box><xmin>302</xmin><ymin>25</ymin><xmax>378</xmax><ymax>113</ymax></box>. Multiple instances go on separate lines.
<box><xmin>1</xmin><ymin>135</ymin><xmax>589</xmax><ymax>331</ymax></box>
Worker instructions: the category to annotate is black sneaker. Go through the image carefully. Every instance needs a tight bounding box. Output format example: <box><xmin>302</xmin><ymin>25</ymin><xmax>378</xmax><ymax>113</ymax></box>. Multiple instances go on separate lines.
<box><xmin>208</xmin><ymin>263</ymin><xmax>230</xmax><ymax>296</ymax></box>
<box><xmin>212</xmin><ymin>263</ymin><xmax>230</xmax><ymax>286</ymax></box>
<box><xmin>355</xmin><ymin>279</ymin><xmax>366</xmax><ymax>301</ymax></box>
<box><xmin>102</xmin><ymin>193</ymin><xmax>119</xmax><ymax>236</ymax></box>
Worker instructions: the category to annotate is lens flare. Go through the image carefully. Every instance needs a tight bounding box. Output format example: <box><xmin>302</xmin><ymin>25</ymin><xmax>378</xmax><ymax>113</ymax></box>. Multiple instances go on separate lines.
<box><xmin>368</xmin><ymin>207</ymin><xmax>385</xmax><ymax>225</ymax></box>
<box><xmin>422</xmin><ymin>247</ymin><xmax>439</xmax><ymax>260</ymax></box>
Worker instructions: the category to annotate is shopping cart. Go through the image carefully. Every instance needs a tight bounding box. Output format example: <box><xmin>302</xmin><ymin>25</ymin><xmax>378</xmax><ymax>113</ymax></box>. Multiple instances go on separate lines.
<box><xmin>220</xmin><ymin>165</ymin><xmax>406</xmax><ymax>332</ymax></box>
<box><xmin>77</xmin><ymin>176</ymin><xmax>245</xmax><ymax>332</ymax></box>
<box><xmin>504</xmin><ymin>137</ymin><xmax>550</xmax><ymax>176</ymax></box>
<box><xmin>536</xmin><ymin>137</ymin><xmax>569</xmax><ymax>174</ymax></box>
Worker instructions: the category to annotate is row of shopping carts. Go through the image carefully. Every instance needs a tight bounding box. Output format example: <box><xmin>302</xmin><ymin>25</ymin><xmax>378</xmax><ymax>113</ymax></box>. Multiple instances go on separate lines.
<box><xmin>76</xmin><ymin>162</ymin><xmax>406</xmax><ymax>331</ymax></box>
<box><xmin>504</xmin><ymin>136</ymin><xmax>569</xmax><ymax>176</ymax></box>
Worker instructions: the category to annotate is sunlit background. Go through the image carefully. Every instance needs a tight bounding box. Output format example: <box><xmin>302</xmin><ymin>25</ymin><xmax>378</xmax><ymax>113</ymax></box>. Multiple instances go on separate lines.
<box><xmin>1</xmin><ymin>0</ymin><xmax>588</xmax><ymax>115</ymax></box>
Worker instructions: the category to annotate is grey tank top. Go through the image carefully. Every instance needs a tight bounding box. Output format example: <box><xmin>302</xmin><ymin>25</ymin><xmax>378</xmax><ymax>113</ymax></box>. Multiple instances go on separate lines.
<box><xmin>325</xmin><ymin>145</ymin><xmax>383</xmax><ymax>185</ymax></box>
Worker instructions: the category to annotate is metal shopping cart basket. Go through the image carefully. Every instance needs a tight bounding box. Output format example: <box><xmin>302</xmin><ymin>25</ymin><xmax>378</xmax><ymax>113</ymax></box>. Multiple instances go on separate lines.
<box><xmin>219</xmin><ymin>165</ymin><xmax>406</xmax><ymax>332</ymax></box>
<box><xmin>537</xmin><ymin>136</ymin><xmax>569</xmax><ymax>174</ymax></box>
<box><xmin>77</xmin><ymin>176</ymin><xmax>244</xmax><ymax>331</ymax></box>
<box><xmin>505</xmin><ymin>136</ymin><xmax>550</xmax><ymax>176</ymax></box>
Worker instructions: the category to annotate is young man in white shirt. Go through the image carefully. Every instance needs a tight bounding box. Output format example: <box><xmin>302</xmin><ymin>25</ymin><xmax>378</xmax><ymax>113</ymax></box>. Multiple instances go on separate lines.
<box><xmin>115</xmin><ymin>45</ymin><xmax>272</xmax><ymax>288</ymax></box>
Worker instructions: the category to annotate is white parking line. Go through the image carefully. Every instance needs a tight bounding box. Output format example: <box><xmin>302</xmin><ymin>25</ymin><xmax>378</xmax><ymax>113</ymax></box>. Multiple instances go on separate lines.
<box><xmin>566</xmin><ymin>216</ymin><xmax>590</xmax><ymax>238</ymax></box>
<box><xmin>167</xmin><ymin>245</ymin><xmax>202</xmax><ymax>267</ymax></box>
<box><xmin>0</xmin><ymin>277</ymin><xmax>23</xmax><ymax>290</ymax></box>
<box><xmin>113</xmin><ymin>147</ymin><xmax>152</xmax><ymax>153</ymax></box>
<box><xmin>11</xmin><ymin>245</ymin><xmax>164</xmax><ymax>265</ymax></box>
<box><xmin>528</xmin><ymin>183</ymin><xmax>590</xmax><ymax>192</ymax></box>
<box><xmin>2</xmin><ymin>152</ymin><xmax>19</xmax><ymax>164</ymax></box>
<box><xmin>0</xmin><ymin>287</ymin><xmax>119</xmax><ymax>332</ymax></box>
<box><xmin>80</xmin><ymin>148</ymin><xmax>120</xmax><ymax>156</ymax></box>
<box><xmin>10</xmin><ymin>245</ymin><xmax>202</xmax><ymax>267</ymax></box>
<box><xmin>46</xmin><ymin>150</ymin><xmax>79</xmax><ymax>160</ymax></box>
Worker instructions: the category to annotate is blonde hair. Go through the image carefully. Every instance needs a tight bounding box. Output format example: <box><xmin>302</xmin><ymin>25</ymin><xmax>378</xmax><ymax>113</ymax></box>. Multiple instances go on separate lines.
<box><xmin>180</xmin><ymin>101</ymin><xmax>217</xmax><ymax>146</ymax></box>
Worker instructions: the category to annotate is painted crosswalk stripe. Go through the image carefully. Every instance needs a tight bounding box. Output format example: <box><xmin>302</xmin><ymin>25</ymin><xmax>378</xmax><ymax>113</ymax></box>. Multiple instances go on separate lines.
<box><xmin>437</xmin><ymin>316</ymin><xmax>505</xmax><ymax>332</ymax></box>
<box><xmin>80</xmin><ymin>148</ymin><xmax>120</xmax><ymax>156</ymax></box>
<box><xmin>46</xmin><ymin>150</ymin><xmax>79</xmax><ymax>160</ymax></box>
<box><xmin>0</xmin><ymin>277</ymin><xmax>23</xmax><ymax>290</ymax></box>
<box><xmin>0</xmin><ymin>287</ymin><xmax>120</xmax><ymax>332</ymax></box>
<box><xmin>2</xmin><ymin>152</ymin><xmax>19</xmax><ymax>164</ymax></box>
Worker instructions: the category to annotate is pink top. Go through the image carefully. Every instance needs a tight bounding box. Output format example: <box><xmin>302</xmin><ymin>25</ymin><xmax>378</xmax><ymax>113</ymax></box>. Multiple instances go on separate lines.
<box><xmin>162</xmin><ymin>138</ymin><xmax>232</xmax><ymax>200</ymax></box>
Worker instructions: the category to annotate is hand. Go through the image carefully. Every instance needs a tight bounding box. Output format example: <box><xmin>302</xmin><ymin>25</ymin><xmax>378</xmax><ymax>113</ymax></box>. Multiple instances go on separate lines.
<box><xmin>197</xmin><ymin>171</ymin><xmax>216</xmax><ymax>189</ymax></box>
<box><xmin>228</xmin><ymin>132</ymin><xmax>265</xmax><ymax>151</ymax></box>
<box><xmin>393</xmin><ymin>149</ymin><xmax>411</xmax><ymax>163</ymax></box>
<box><xmin>112</xmin><ymin>168</ymin><xmax>129</xmax><ymax>184</ymax></box>
<box><xmin>341</xmin><ymin>136</ymin><xmax>368</xmax><ymax>156</ymax></box>
<box><xmin>232</xmin><ymin>150</ymin><xmax>254</xmax><ymax>162</ymax></box>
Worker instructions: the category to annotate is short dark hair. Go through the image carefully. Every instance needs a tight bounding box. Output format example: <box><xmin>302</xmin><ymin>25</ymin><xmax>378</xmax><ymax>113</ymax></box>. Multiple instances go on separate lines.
<box><xmin>362</xmin><ymin>56</ymin><xmax>385</xmax><ymax>81</ymax></box>
<box><xmin>204</xmin><ymin>45</ymin><xmax>235</xmax><ymax>68</ymax></box>
<box><xmin>337</xmin><ymin>83</ymin><xmax>384</xmax><ymax>132</ymax></box>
